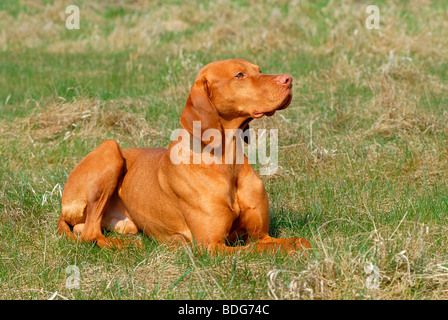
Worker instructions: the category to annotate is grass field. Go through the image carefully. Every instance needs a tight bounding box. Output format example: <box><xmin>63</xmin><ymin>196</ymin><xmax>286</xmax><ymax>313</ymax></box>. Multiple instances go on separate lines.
<box><xmin>0</xmin><ymin>0</ymin><xmax>447</xmax><ymax>300</ymax></box>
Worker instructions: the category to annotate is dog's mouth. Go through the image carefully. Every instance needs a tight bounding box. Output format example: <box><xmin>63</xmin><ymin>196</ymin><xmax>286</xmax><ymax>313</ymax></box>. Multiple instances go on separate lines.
<box><xmin>252</xmin><ymin>111</ymin><xmax>275</xmax><ymax>119</ymax></box>
<box><xmin>252</xmin><ymin>93</ymin><xmax>292</xmax><ymax>119</ymax></box>
<box><xmin>278</xmin><ymin>93</ymin><xmax>292</xmax><ymax>110</ymax></box>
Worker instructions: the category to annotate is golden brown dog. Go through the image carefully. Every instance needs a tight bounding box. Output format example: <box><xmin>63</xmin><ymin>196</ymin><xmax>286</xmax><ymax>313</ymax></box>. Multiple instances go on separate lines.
<box><xmin>57</xmin><ymin>59</ymin><xmax>311</xmax><ymax>254</ymax></box>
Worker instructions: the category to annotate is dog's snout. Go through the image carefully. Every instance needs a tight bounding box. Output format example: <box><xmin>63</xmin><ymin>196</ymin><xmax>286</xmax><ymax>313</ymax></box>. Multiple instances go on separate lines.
<box><xmin>276</xmin><ymin>74</ymin><xmax>293</xmax><ymax>87</ymax></box>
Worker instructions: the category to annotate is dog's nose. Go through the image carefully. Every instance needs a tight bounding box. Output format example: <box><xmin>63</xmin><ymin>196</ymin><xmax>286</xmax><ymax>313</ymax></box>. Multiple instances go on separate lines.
<box><xmin>277</xmin><ymin>74</ymin><xmax>293</xmax><ymax>87</ymax></box>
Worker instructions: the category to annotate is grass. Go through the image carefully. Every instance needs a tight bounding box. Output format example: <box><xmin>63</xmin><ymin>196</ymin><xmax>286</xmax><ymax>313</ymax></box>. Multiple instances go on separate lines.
<box><xmin>0</xmin><ymin>0</ymin><xmax>448</xmax><ymax>300</ymax></box>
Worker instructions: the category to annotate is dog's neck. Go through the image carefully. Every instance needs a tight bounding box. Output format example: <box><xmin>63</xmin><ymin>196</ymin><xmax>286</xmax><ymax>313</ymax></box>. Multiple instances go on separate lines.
<box><xmin>192</xmin><ymin>133</ymin><xmax>245</xmax><ymax>165</ymax></box>
<box><xmin>169</xmin><ymin>131</ymin><xmax>246</xmax><ymax>172</ymax></box>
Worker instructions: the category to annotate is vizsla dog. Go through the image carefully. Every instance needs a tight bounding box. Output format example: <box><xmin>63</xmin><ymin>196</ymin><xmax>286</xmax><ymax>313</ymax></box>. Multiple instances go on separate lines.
<box><xmin>57</xmin><ymin>59</ymin><xmax>311</xmax><ymax>254</ymax></box>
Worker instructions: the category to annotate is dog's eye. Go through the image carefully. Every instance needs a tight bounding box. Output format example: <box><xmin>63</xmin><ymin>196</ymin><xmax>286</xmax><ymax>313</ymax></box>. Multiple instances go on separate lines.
<box><xmin>235</xmin><ymin>72</ymin><xmax>245</xmax><ymax>79</ymax></box>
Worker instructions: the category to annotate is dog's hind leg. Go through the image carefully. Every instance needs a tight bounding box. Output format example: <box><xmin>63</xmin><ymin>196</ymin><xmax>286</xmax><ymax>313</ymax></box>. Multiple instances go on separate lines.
<box><xmin>58</xmin><ymin>140</ymin><xmax>138</xmax><ymax>249</ymax></box>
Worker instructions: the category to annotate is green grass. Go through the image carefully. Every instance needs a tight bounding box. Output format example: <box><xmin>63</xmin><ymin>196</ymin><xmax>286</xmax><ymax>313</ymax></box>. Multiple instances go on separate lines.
<box><xmin>1</xmin><ymin>0</ymin><xmax>448</xmax><ymax>300</ymax></box>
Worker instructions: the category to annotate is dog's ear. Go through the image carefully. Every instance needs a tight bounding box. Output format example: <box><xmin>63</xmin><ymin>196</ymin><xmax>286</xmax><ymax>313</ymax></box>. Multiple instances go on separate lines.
<box><xmin>180</xmin><ymin>78</ymin><xmax>224</xmax><ymax>147</ymax></box>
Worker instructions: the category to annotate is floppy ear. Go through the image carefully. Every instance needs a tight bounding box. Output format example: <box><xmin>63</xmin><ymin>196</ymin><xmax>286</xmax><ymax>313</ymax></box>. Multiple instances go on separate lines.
<box><xmin>180</xmin><ymin>78</ymin><xmax>224</xmax><ymax>147</ymax></box>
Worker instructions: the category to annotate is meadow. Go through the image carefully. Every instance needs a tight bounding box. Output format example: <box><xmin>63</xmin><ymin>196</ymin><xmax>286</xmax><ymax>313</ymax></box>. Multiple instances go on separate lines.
<box><xmin>0</xmin><ymin>0</ymin><xmax>447</xmax><ymax>299</ymax></box>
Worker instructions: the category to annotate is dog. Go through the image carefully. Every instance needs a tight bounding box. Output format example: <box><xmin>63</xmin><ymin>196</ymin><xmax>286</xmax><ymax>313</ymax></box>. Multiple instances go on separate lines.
<box><xmin>57</xmin><ymin>59</ymin><xmax>311</xmax><ymax>254</ymax></box>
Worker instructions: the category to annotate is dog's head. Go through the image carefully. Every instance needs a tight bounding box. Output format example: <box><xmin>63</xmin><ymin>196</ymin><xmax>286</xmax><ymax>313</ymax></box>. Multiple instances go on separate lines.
<box><xmin>180</xmin><ymin>59</ymin><xmax>293</xmax><ymax>145</ymax></box>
